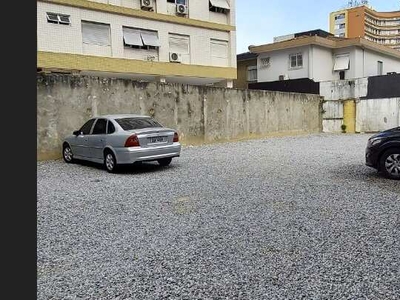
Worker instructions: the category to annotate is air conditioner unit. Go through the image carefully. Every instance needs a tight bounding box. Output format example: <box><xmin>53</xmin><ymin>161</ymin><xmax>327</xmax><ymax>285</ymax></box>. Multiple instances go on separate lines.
<box><xmin>169</xmin><ymin>52</ymin><xmax>182</xmax><ymax>63</ymax></box>
<box><xmin>141</xmin><ymin>0</ymin><xmax>154</xmax><ymax>10</ymax></box>
<box><xmin>279</xmin><ymin>74</ymin><xmax>289</xmax><ymax>80</ymax></box>
<box><xmin>176</xmin><ymin>4</ymin><xmax>188</xmax><ymax>15</ymax></box>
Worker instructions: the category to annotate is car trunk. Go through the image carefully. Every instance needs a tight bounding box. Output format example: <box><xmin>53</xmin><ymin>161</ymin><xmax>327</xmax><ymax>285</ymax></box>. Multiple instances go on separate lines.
<box><xmin>130</xmin><ymin>127</ymin><xmax>175</xmax><ymax>147</ymax></box>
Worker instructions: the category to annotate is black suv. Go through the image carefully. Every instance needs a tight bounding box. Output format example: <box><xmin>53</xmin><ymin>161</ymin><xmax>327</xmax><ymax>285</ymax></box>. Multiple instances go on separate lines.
<box><xmin>366</xmin><ymin>127</ymin><xmax>400</xmax><ymax>180</ymax></box>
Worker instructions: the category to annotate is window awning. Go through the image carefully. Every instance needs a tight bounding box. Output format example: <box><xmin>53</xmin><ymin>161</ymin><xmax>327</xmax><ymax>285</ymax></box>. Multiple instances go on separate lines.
<box><xmin>210</xmin><ymin>0</ymin><xmax>230</xmax><ymax>10</ymax></box>
<box><xmin>141</xmin><ymin>31</ymin><xmax>160</xmax><ymax>47</ymax></box>
<box><xmin>334</xmin><ymin>55</ymin><xmax>350</xmax><ymax>71</ymax></box>
<box><xmin>123</xmin><ymin>29</ymin><xmax>143</xmax><ymax>46</ymax></box>
<box><xmin>46</xmin><ymin>13</ymin><xmax>59</xmax><ymax>22</ymax></box>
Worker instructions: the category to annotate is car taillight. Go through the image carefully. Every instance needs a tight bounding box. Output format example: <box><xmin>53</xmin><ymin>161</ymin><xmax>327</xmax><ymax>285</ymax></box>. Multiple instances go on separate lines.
<box><xmin>173</xmin><ymin>132</ymin><xmax>179</xmax><ymax>142</ymax></box>
<box><xmin>125</xmin><ymin>134</ymin><xmax>140</xmax><ymax>147</ymax></box>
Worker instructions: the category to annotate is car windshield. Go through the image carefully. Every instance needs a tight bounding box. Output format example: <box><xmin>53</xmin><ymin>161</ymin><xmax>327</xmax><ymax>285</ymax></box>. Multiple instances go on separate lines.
<box><xmin>115</xmin><ymin>117</ymin><xmax>163</xmax><ymax>130</ymax></box>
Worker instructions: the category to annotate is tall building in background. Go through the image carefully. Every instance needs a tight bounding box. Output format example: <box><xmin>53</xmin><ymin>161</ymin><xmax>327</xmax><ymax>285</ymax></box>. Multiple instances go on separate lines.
<box><xmin>330</xmin><ymin>5</ymin><xmax>400</xmax><ymax>51</ymax></box>
<box><xmin>37</xmin><ymin>0</ymin><xmax>236</xmax><ymax>87</ymax></box>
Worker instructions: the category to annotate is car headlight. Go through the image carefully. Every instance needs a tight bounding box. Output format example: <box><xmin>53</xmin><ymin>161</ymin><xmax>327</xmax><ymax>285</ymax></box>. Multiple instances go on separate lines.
<box><xmin>368</xmin><ymin>138</ymin><xmax>383</xmax><ymax>147</ymax></box>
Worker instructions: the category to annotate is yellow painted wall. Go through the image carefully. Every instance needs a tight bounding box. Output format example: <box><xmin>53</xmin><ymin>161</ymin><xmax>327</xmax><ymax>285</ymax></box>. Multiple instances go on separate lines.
<box><xmin>38</xmin><ymin>51</ymin><xmax>237</xmax><ymax>79</ymax></box>
<box><xmin>343</xmin><ymin>99</ymin><xmax>356</xmax><ymax>133</ymax></box>
<box><xmin>329</xmin><ymin>10</ymin><xmax>349</xmax><ymax>37</ymax></box>
<box><xmin>234</xmin><ymin>59</ymin><xmax>257</xmax><ymax>89</ymax></box>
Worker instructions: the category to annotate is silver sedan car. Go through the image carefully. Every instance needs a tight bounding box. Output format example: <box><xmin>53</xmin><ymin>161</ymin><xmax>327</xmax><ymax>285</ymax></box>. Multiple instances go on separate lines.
<box><xmin>62</xmin><ymin>114</ymin><xmax>181</xmax><ymax>172</ymax></box>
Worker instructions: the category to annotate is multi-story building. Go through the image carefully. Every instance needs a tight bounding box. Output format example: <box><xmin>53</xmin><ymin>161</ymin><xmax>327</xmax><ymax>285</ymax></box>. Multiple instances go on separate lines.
<box><xmin>330</xmin><ymin>5</ymin><xmax>400</xmax><ymax>51</ymax></box>
<box><xmin>37</xmin><ymin>0</ymin><xmax>236</xmax><ymax>87</ymax></box>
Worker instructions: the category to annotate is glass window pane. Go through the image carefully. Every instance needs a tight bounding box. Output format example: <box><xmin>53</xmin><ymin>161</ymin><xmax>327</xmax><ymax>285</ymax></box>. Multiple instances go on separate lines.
<box><xmin>115</xmin><ymin>118</ymin><xmax>163</xmax><ymax>130</ymax></box>
<box><xmin>297</xmin><ymin>54</ymin><xmax>303</xmax><ymax>67</ymax></box>
<box><xmin>80</xmin><ymin>119</ymin><xmax>96</xmax><ymax>135</ymax></box>
<box><xmin>92</xmin><ymin>119</ymin><xmax>107</xmax><ymax>134</ymax></box>
<box><xmin>107</xmin><ymin>121</ymin><xmax>115</xmax><ymax>134</ymax></box>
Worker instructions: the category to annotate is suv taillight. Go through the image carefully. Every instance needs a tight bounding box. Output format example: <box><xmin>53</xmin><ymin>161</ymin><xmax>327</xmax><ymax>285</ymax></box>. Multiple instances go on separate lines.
<box><xmin>125</xmin><ymin>134</ymin><xmax>140</xmax><ymax>147</ymax></box>
<box><xmin>173</xmin><ymin>132</ymin><xmax>179</xmax><ymax>142</ymax></box>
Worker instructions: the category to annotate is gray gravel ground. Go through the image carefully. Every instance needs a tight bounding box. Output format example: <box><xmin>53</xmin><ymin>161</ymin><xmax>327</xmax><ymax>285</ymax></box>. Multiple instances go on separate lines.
<box><xmin>37</xmin><ymin>133</ymin><xmax>400</xmax><ymax>300</ymax></box>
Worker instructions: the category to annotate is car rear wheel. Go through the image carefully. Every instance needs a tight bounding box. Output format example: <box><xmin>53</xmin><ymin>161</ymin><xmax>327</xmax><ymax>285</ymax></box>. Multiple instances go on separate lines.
<box><xmin>379</xmin><ymin>149</ymin><xmax>400</xmax><ymax>180</ymax></box>
<box><xmin>63</xmin><ymin>144</ymin><xmax>74</xmax><ymax>163</ymax></box>
<box><xmin>104</xmin><ymin>151</ymin><xmax>118</xmax><ymax>173</ymax></box>
<box><xmin>157</xmin><ymin>157</ymin><xmax>172</xmax><ymax>166</ymax></box>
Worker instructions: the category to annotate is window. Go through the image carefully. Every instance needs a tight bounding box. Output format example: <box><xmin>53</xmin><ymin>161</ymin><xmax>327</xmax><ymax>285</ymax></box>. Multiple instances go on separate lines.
<box><xmin>334</xmin><ymin>54</ymin><xmax>350</xmax><ymax>71</ymax></box>
<box><xmin>289</xmin><ymin>53</ymin><xmax>303</xmax><ymax>69</ymax></box>
<box><xmin>377</xmin><ymin>61</ymin><xmax>383</xmax><ymax>75</ymax></box>
<box><xmin>123</xmin><ymin>27</ymin><xmax>160</xmax><ymax>50</ymax></box>
<box><xmin>168</xmin><ymin>0</ymin><xmax>187</xmax><ymax>3</ymax></box>
<box><xmin>247</xmin><ymin>66</ymin><xmax>257</xmax><ymax>82</ymax></box>
<box><xmin>46</xmin><ymin>12</ymin><xmax>70</xmax><ymax>25</ymax></box>
<box><xmin>92</xmin><ymin>119</ymin><xmax>107</xmax><ymax>135</ymax></box>
<box><xmin>339</xmin><ymin>70</ymin><xmax>345</xmax><ymax>80</ymax></box>
<box><xmin>115</xmin><ymin>118</ymin><xmax>162</xmax><ymax>130</ymax></box>
<box><xmin>107</xmin><ymin>121</ymin><xmax>115</xmax><ymax>134</ymax></box>
<box><xmin>79</xmin><ymin>119</ymin><xmax>96</xmax><ymax>135</ymax></box>
<box><xmin>169</xmin><ymin>34</ymin><xmax>190</xmax><ymax>54</ymax></box>
<box><xmin>81</xmin><ymin>21</ymin><xmax>110</xmax><ymax>46</ymax></box>
<box><xmin>335</xmin><ymin>13</ymin><xmax>345</xmax><ymax>20</ymax></box>
<box><xmin>260</xmin><ymin>57</ymin><xmax>270</xmax><ymax>68</ymax></box>
<box><xmin>210</xmin><ymin>39</ymin><xmax>228</xmax><ymax>58</ymax></box>
<box><xmin>209</xmin><ymin>0</ymin><xmax>230</xmax><ymax>14</ymax></box>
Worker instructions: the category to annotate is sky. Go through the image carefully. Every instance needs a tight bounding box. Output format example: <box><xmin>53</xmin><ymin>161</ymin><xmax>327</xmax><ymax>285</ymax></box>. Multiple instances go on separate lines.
<box><xmin>235</xmin><ymin>0</ymin><xmax>400</xmax><ymax>53</ymax></box>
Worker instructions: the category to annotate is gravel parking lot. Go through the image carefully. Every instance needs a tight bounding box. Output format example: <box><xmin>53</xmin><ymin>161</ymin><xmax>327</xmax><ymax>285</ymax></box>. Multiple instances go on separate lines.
<box><xmin>37</xmin><ymin>133</ymin><xmax>400</xmax><ymax>299</ymax></box>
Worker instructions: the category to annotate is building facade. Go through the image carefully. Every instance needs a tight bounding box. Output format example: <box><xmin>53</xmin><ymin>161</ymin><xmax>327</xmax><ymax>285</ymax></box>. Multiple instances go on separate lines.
<box><xmin>37</xmin><ymin>0</ymin><xmax>236</xmax><ymax>86</ymax></box>
<box><xmin>234</xmin><ymin>52</ymin><xmax>257</xmax><ymax>89</ymax></box>
<box><xmin>248</xmin><ymin>35</ymin><xmax>400</xmax><ymax>87</ymax></box>
<box><xmin>330</xmin><ymin>5</ymin><xmax>400</xmax><ymax>51</ymax></box>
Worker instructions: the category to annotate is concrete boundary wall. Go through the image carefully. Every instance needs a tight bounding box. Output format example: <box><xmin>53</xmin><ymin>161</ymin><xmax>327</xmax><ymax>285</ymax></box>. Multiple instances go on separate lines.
<box><xmin>37</xmin><ymin>74</ymin><xmax>323</xmax><ymax>160</ymax></box>
<box><xmin>356</xmin><ymin>98</ymin><xmax>400</xmax><ymax>133</ymax></box>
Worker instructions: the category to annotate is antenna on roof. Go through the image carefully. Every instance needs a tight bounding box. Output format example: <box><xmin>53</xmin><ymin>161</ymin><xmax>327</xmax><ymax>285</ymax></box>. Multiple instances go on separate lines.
<box><xmin>348</xmin><ymin>0</ymin><xmax>367</xmax><ymax>7</ymax></box>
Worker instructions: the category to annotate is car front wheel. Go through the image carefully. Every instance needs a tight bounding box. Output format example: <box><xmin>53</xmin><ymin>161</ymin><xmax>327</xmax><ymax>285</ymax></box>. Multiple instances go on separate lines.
<box><xmin>379</xmin><ymin>149</ymin><xmax>400</xmax><ymax>180</ymax></box>
<box><xmin>63</xmin><ymin>144</ymin><xmax>74</xmax><ymax>163</ymax></box>
<box><xmin>104</xmin><ymin>151</ymin><xmax>118</xmax><ymax>173</ymax></box>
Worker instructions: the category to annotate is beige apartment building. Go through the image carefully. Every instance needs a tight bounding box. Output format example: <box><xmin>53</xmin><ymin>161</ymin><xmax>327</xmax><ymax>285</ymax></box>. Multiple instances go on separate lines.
<box><xmin>330</xmin><ymin>5</ymin><xmax>400</xmax><ymax>51</ymax></box>
<box><xmin>37</xmin><ymin>0</ymin><xmax>237</xmax><ymax>86</ymax></box>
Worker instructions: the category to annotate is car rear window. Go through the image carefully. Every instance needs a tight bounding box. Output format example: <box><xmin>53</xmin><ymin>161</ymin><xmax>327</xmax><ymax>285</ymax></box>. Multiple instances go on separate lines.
<box><xmin>115</xmin><ymin>118</ymin><xmax>163</xmax><ymax>130</ymax></box>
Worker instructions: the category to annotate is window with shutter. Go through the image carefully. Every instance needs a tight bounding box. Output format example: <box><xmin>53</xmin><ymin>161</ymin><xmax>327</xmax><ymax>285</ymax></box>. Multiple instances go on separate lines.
<box><xmin>169</xmin><ymin>34</ymin><xmax>190</xmax><ymax>54</ymax></box>
<box><xmin>82</xmin><ymin>21</ymin><xmax>111</xmax><ymax>46</ymax></box>
<box><xmin>211</xmin><ymin>39</ymin><xmax>228</xmax><ymax>58</ymax></box>
<box><xmin>209</xmin><ymin>0</ymin><xmax>230</xmax><ymax>13</ymax></box>
<box><xmin>123</xmin><ymin>27</ymin><xmax>160</xmax><ymax>50</ymax></box>
<box><xmin>123</xmin><ymin>27</ymin><xmax>143</xmax><ymax>47</ymax></box>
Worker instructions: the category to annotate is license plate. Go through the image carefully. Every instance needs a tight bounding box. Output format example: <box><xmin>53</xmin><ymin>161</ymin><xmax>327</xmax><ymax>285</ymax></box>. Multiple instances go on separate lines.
<box><xmin>149</xmin><ymin>136</ymin><xmax>166</xmax><ymax>143</ymax></box>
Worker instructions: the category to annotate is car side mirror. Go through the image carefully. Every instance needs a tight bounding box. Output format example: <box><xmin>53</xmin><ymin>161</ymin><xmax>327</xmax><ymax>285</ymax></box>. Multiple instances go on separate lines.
<box><xmin>73</xmin><ymin>130</ymin><xmax>82</xmax><ymax>136</ymax></box>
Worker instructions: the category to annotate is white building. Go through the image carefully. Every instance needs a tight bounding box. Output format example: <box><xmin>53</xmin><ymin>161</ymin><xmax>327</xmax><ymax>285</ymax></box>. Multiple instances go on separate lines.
<box><xmin>249</xmin><ymin>35</ymin><xmax>400</xmax><ymax>83</ymax></box>
<box><xmin>37</xmin><ymin>0</ymin><xmax>236</xmax><ymax>86</ymax></box>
